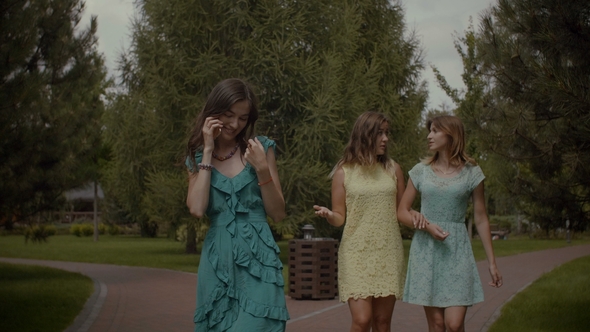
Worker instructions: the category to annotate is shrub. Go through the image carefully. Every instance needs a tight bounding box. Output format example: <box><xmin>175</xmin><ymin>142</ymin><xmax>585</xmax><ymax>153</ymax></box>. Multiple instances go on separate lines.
<box><xmin>176</xmin><ymin>223</ymin><xmax>209</xmax><ymax>244</ymax></box>
<box><xmin>24</xmin><ymin>224</ymin><xmax>56</xmax><ymax>243</ymax></box>
<box><xmin>98</xmin><ymin>223</ymin><xmax>106</xmax><ymax>235</ymax></box>
<box><xmin>107</xmin><ymin>224</ymin><xmax>120</xmax><ymax>236</ymax></box>
<box><xmin>70</xmin><ymin>224</ymin><xmax>81</xmax><ymax>237</ymax></box>
<box><xmin>81</xmin><ymin>224</ymin><xmax>94</xmax><ymax>236</ymax></box>
<box><xmin>70</xmin><ymin>223</ymin><xmax>94</xmax><ymax>237</ymax></box>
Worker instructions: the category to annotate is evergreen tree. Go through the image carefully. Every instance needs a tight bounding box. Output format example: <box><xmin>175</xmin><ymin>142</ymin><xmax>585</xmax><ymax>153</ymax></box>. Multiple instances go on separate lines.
<box><xmin>432</xmin><ymin>21</ymin><xmax>519</xmax><ymax>237</ymax></box>
<box><xmin>0</xmin><ymin>0</ymin><xmax>108</xmax><ymax>225</ymax></box>
<box><xmin>103</xmin><ymin>0</ymin><xmax>426</xmax><ymax>247</ymax></box>
<box><xmin>447</xmin><ymin>0</ymin><xmax>590</xmax><ymax>233</ymax></box>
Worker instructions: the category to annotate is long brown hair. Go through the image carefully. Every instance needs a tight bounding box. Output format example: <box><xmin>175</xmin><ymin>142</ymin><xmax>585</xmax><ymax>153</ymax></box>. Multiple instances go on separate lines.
<box><xmin>423</xmin><ymin>115</ymin><xmax>476</xmax><ymax>166</ymax></box>
<box><xmin>331</xmin><ymin>111</ymin><xmax>395</xmax><ymax>177</ymax></box>
<box><xmin>186</xmin><ymin>78</ymin><xmax>259</xmax><ymax>171</ymax></box>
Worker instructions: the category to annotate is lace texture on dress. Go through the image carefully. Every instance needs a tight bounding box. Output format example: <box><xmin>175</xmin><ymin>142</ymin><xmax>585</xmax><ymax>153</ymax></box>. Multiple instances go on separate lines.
<box><xmin>338</xmin><ymin>164</ymin><xmax>405</xmax><ymax>302</ymax></box>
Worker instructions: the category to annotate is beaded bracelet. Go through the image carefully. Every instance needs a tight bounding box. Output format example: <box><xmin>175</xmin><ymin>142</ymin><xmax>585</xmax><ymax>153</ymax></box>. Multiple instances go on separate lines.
<box><xmin>197</xmin><ymin>163</ymin><xmax>214</xmax><ymax>171</ymax></box>
<box><xmin>258</xmin><ymin>177</ymin><xmax>273</xmax><ymax>186</ymax></box>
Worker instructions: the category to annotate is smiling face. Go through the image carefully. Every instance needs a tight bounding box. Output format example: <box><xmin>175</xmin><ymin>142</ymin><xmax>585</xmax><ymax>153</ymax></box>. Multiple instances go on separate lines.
<box><xmin>376</xmin><ymin>122</ymin><xmax>389</xmax><ymax>156</ymax></box>
<box><xmin>217</xmin><ymin>99</ymin><xmax>251</xmax><ymax>142</ymax></box>
<box><xmin>427</xmin><ymin>123</ymin><xmax>450</xmax><ymax>152</ymax></box>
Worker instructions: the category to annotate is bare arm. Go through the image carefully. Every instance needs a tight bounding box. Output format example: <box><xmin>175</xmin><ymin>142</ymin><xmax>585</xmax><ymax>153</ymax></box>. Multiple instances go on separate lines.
<box><xmin>245</xmin><ymin>138</ymin><xmax>286</xmax><ymax>222</ymax></box>
<box><xmin>398</xmin><ymin>179</ymin><xmax>449</xmax><ymax>241</ymax></box>
<box><xmin>186</xmin><ymin>117</ymin><xmax>222</xmax><ymax>218</ymax></box>
<box><xmin>394</xmin><ymin>163</ymin><xmax>406</xmax><ymax>209</ymax></box>
<box><xmin>472</xmin><ymin>181</ymin><xmax>503</xmax><ymax>287</ymax></box>
<box><xmin>397</xmin><ymin>178</ymin><xmax>418</xmax><ymax>228</ymax></box>
<box><xmin>186</xmin><ymin>147</ymin><xmax>214</xmax><ymax>218</ymax></box>
<box><xmin>313</xmin><ymin>167</ymin><xmax>346</xmax><ymax>227</ymax></box>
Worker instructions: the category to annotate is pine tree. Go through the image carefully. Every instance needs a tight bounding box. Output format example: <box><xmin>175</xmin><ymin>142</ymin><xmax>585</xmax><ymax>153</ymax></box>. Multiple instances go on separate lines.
<box><xmin>103</xmin><ymin>0</ymin><xmax>426</xmax><ymax>248</ymax></box>
<box><xmin>456</xmin><ymin>0</ymin><xmax>590</xmax><ymax>233</ymax></box>
<box><xmin>0</xmin><ymin>0</ymin><xmax>108</xmax><ymax>225</ymax></box>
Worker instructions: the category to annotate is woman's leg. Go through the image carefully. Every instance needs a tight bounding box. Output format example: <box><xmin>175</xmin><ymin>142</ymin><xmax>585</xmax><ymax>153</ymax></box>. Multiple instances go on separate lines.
<box><xmin>371</xmin><ymin>295</ymin><xmax>396</xmax><ymax>332</ymax></box>
<box><xmin>424</xmin><ymin>306</ymin><xmax>446</xmax><ymax>332</ymax></box>
<box><xmin>348</xmin><ymin>297</ymin><xmax>373</xmax><ymax>332</ymax></box>
<box><xmin>443</xmin><ymin>306</ymin><xmax>467</xmax><ymax>332</ymax></box>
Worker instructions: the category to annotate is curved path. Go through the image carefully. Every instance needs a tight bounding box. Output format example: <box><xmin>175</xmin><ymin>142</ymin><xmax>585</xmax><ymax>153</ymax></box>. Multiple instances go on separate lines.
<box><xmin>2</xmin><ymin>244</ymin><xmax>590</xmax><ymax>332</ymax></box>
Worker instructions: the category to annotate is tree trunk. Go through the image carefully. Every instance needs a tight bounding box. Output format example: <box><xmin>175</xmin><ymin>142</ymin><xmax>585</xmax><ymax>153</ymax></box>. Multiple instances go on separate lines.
<box><xmin>93</xmin><ymin>181</ymin><xmax>99</xmax><ymax>242</ymax></box>
<box><xmin>185</xmin><ymin>222</ymin><xmax>197</xmax><ymax>254</ymax></box>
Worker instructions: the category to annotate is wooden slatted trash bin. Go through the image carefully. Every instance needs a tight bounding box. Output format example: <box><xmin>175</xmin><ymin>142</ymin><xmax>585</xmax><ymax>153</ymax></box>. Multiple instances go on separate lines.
<box><xmin>288</xmin><ymin>238</ymin><xmax>339</xmax><ymax>300</ymax></box>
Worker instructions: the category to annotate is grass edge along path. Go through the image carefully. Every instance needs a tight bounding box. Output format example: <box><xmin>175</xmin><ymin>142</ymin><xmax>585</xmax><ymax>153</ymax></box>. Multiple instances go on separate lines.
<box><xmin>1</xmin><ymin>234</ymin><xmax>589</xmax><ymax>271</ymax></box>
<box><xmin>0</xmin><ymin>262</ymin><xmax>93</xmax><ymax>332</ymax></box>
<box><xmin>488</xmin><ymin>254</ymin><xmax>590</xmax><ymax>332</ymax></box>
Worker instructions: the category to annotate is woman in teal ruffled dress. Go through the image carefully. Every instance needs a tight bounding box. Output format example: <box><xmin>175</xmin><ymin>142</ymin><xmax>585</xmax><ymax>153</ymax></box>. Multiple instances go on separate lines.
<box><xmin>185</xmin><ymin>78</ymin><xmax>289</xmax><ymax>331</ymax></box>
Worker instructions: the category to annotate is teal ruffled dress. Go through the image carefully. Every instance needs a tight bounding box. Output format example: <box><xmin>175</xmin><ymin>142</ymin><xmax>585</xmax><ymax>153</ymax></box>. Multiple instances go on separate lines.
<box><xmin>403</xmin><ymin>162</ymin><xmax>485</xmax><ymax>307</ymax></box>
<box><xmin>187</xmin><ymin>136</ymin><xmax>289</xmax><ymax>332</ymax></box>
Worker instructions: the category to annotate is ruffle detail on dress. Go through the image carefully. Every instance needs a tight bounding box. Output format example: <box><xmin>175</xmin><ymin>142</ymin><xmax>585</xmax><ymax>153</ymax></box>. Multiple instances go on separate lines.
<box><xmin>197</xmin><ymin>210</ymin><xmax>287</xmax><ymax>331</ymax></box>
<box><xmin>233</xmin><ymin>223</ymin><xmax>284</xmax><ymax>286</ymax></box>
<box><xmin>210</xmin><ymin>165</ymin><xmax>258</xmax><ymax>195</ymax></box>
<box><xmin>194</xmin><ymin>285</ymin><xmax>238</xmax><ymax>331</ymax></box>
<box><xmin>194</xmin><ymin>284</ymin><xmax>289</xmax><ymax>331</ymax></box>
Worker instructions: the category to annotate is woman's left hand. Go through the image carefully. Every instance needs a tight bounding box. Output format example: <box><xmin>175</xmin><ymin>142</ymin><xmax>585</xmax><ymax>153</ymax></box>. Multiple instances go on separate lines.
<box><xmin>244</xmin><ymin>137</ymin><xmax>268</xmax><ymax>171</ymax></box>
<box><xmin>488</xmin><ymin>264</ymin><xmax>503</xmax><ymax>288</ymax></box>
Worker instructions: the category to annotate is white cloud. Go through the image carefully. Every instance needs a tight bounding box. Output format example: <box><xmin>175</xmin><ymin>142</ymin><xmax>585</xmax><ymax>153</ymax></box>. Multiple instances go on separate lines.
<box><xmin>82</xmin><ymin>0</ymin><xmax>495</xmax><ymax>108</ymax></box>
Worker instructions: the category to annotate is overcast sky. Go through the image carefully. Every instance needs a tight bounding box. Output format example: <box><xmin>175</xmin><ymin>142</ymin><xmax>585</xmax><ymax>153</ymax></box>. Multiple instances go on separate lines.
<box><xmin>82</xmin><ymin>0</ymin><xmax>494</xmax><ymax>109</ymax></box>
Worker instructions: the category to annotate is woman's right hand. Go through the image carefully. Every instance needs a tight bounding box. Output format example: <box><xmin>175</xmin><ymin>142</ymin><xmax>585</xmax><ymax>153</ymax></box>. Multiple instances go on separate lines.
<box><xmin>412</xmin><ymin>211</ymin><xmax>429</xmax><ymax>229</ymax></box>
<box><xmin>426</xmin><ymin>223</ymin><xmax>449</xmax><ymax>241</ymax></box>
<box><xmin>313</xmin><ymin>205</ymin><xmax>333</xmax><ymax>220</ymax></box>
<box><xmin>202</xmin><ymin>117</ymin><xmax>223</xmax><ymax>149</ymax></box>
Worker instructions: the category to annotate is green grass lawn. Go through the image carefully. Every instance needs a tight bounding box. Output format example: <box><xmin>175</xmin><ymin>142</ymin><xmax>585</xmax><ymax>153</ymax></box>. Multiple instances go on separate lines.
<box><xmin>471</xmin><ymin>235</ymin><xmax>590</xmax><ymax>262</ymax></box>
<box><xmin>0</xmin><ymin>235</ymin><xmax>200</xmax><ymax>273</ymax></box>
<box><xmin>488</xmin><ymin>255</ymin><xmax>590</xmax><ymax>332</ymax></box>
<box><xmin>0</xmin><ymin>262</ymin><xmax>93</xmax><ymax>332</ymax></box>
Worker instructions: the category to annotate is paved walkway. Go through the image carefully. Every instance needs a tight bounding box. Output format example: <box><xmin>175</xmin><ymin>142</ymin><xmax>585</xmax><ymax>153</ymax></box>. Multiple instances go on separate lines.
<box><xmin>2</xmin><ymin>244</ymin><xmax>590</xmax><ymax>332</ymax></box>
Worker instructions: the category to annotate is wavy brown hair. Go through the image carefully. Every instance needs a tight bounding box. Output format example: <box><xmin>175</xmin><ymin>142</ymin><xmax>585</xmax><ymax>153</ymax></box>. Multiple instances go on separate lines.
<box><xmin>331</xmin><ymin>111</ymin><xmax>395</xmax><ymax>177</ymax></box>
<box><xmin>186</xmin><ymin>78</ymin><xmax>259</xmax><ymax>171</ymax></box>
<box><xmin>423</xmin><ymin>115</ymin><xmax>476</xmax><ymax>166</ymax></box>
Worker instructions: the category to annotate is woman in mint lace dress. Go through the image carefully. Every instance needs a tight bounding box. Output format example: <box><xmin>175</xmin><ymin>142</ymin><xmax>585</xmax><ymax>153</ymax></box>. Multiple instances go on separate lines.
<box><xmin>185</xmin><ymin>78</ymin><xmax>289</xmax><ymax>331</ymax></box>
<box><xmin>397</xmin><ymin>115</ymin><xmax>502</xmax><ymax>332</ymax></box>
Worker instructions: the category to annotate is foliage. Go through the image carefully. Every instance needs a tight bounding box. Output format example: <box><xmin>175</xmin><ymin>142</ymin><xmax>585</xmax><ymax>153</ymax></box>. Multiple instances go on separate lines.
<box><xmin>102</xmin><ymin>0</ymin><xmax>427</xmax><ymax>246</ymax></box>
<box><xmin>107</xmin><ymin>223</ymin><xmax>121</xmax><ymax>236</ymax></box>
<box><xmin>0</xmin><ymin>0</ymin><xmax>109</xmax><ymax>224</ymax></box>
<box><xmin>70</xmin><ymin>223</ymin><xmax>106</xmax><ymax>237</ymax></box>
<box><xmin>175</xmin><ymin>223</ymin><xmax>209</xmax><ymax>247</ymax></box>
<box><xmin>24</xmin><ymin>224</ymin><xmax>57</xmax><ymax>243</ymax></box>
<box><xmin>433</xmin><ymin>1</ymin><xmax>590</xmax><ymax>232</ymax></box>
<box><xmin>431</xmin><ymin>20</ymin><xmax>518</xmax><ymax>219</ymax></box>
<box><xmin>0</xmin><ymin>262</ymin><xmax>93</xmax><ymax>332</ymax></box>
<box><xmin>476</xmin><ymin>0</ymin><xmax>590</xmax><ymax>232</ymax></box>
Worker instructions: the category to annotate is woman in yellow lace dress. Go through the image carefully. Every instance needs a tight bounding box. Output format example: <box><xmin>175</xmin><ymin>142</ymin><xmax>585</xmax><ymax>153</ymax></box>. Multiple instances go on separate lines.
<box><xmin>313</xmin><ymin>111</ymin><xmax>407</xmax><ymax>332</ymax></box>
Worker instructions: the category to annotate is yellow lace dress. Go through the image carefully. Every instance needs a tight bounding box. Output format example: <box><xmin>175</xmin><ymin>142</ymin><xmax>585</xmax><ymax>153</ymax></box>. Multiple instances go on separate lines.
<box><xmin>338</xmin><ymin>163</ymin><xmax>406</xmax><ymax>302</ymax></box>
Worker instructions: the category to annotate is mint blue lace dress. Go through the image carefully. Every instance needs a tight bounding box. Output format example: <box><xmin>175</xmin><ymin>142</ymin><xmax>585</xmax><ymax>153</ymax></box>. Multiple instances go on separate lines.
<box><xmin>187</xmin><ymin>136</ymin><xmax>289</xmax><ymax>332</ymax></box>
<box><xmin>403</xmin><ymin>162</ymin><xmax>485</xmax><ymax>307</ymax></box>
